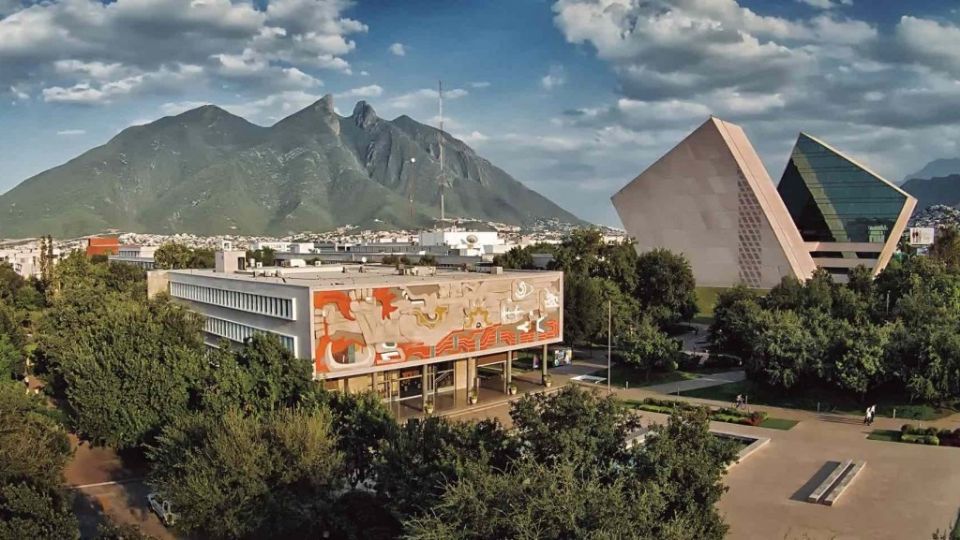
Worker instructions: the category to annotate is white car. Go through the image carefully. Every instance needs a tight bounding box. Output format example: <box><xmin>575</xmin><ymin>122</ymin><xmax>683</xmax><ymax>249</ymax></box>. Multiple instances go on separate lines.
<box><xmin>147</xmin><ymin>492</ymin><xmax>178</xmax><ymax>527</ymax></box>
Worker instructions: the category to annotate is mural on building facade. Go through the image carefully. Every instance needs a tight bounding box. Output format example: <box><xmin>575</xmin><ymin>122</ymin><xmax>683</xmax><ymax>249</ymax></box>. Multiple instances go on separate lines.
<box><xmin>312</xmin><ymin>275</ymin><xmax>562</xmax><ymax>375</ymax></box>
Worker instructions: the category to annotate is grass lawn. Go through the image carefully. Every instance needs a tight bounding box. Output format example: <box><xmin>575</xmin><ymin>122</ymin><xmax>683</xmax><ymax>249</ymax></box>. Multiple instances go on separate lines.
<box><xmin>694</xmin><ymin>287</ymin><xmax>727</xmax><ymax>317</ymax></box>
<box><xmin>758</xmin><ymin>417</ymin><xmax>799</xmax><ymax>430</ymax></box>
<box><xmin>589</xmin><ymin>364</ymin><xmax>697</xmax><ymax>388</ymax></box>
<box><xmin>680</xmin><ymin>380</ymin><xmax>956</xmax><ymax>421</ymax></box>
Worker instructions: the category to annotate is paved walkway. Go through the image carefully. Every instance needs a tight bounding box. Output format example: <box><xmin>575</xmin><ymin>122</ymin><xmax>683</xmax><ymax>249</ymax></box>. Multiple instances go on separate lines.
<box><xmin>459</xmin><ymin>380</ymin><xmax>960</xmax><ymax>540</ymax></box>
<box><xmin>642</xmin><ymin>369</ymin><xmax>745</xmax><ymax>394</ymax></box>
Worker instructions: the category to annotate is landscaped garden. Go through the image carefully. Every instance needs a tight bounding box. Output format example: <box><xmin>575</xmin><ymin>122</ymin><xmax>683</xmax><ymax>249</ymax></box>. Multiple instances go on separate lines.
<box><xmin>868</xmin><ymin>424</ymin><xmax>960</xmax><ymax>447</ymax></box>
<box><xmin>680</xmin><ymin>379</ymin><xmax>955</xmax><ymax>421</ymax></box>
<box><xmin>626</xmin><ymin>397</ymin><xmax>798</xmax><ymax>430</ymax></box>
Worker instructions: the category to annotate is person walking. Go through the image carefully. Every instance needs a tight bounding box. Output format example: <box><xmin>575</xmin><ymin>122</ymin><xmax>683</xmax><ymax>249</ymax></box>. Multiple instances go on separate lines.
<box><xmin>863</xmin><ymin>406</ymin><xmax>871</xmax><ymax>425</ymax></box>
<box><xmin>868</xmin><ymin>404</ymin><xmax>877</xmax><ymax>426</ymax></box>
<box><xmin>735</xmin><ymin>394</ymin><xmax>744</xmax><ymax>409</ymax></box>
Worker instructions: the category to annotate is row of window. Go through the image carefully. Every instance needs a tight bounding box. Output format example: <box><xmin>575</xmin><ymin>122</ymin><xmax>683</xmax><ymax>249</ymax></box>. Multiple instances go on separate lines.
<box><xmin>171</xmin><ymin>282</ymin><xmax>295</xmax><ymax>320</ymax></box>
<box><xmin>204</xmin><ymin>316</ymin><xmax>296</xmax><ymax>352</ymax></box>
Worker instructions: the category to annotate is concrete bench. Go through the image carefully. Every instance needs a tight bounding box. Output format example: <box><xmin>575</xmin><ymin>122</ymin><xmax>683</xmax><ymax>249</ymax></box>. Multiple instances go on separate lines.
<box><xmin>823</xmin><ymin>461</ymin><xmax>865</xmax><ymax>506</ymax></box>
<box><xmin>807</xmin><ymin>460</ymin><xmax>852</xmax><ymax>503</ymax></box>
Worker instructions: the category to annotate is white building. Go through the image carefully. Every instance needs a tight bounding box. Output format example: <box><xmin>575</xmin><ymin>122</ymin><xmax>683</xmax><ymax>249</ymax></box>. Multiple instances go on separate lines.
<box><xmin>418</xmin><ymin>230</ymin><xmax>506</xmax><ymax>256</ymax></box>
<box><xmin>109</xmin><ymin>245</ymin><xmax>158</xmax><ymax>270</ymax></box>
<box><xmin>0</xmin><ymin>245</ymin><xmax>62</xmax><ymax>278</ymax></box>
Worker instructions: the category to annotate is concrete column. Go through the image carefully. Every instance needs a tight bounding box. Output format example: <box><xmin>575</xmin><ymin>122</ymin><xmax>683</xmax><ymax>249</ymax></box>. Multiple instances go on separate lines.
<box><xmin>467</xmin><ymin>357</ymin><xmax>477</xmax><ymax>395</ymax></box>
<box><xmin>371</xmin><ymin>371</ymin><xmax>380</xmax><ymax>397</ymax></box>
<box><xmin>421</xmin><ymin>364</ymin><xmax>429</xmax><ymax>411</ymax></box>
<box><xmin>506</xmin><ymin>351</ymin><xmax>513</xmax><ymax>385</ymax></box>
<box><xmin>541</xmin><ymin>344</ymin><xmax>549</xmax><ymax>384</ymax></box>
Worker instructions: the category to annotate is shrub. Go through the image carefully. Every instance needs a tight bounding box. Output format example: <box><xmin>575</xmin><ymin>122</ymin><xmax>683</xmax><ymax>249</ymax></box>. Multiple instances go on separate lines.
<box><xmin>703</xmin><ymin>354</ymin><xmax>740</xmax><ymax>370</ymax></box>
<box><xmin>677</xmin><ymin>354</ymin><xmax>701</xmax><ymax>371</ymax></box>
<box><xmin>925</xmin><ymin>435</ymin><xmax>941</xmax><ymax>446</ymax></box>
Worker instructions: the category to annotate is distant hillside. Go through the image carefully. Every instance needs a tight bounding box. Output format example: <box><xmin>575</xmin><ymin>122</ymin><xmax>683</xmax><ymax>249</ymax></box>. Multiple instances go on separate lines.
<box><xmin>901</xmin><ymin>174</ymin><xmax>960</xmax><ymax>211</ymax></box>
<box><xmin>0</xmin><ymin>96</ymin><xmax>583</xmax><ymax>237</ymax></box>
<box><xmin>903</xmin><ymin>158</ymin><xmax>960</xmax><ymax>183</ymax></box>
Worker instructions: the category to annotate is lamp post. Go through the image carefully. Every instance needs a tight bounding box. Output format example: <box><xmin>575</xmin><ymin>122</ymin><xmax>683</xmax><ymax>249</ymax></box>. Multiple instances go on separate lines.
<box><xmin>607</xmin><ymin>298</ymin><xmax>612</xmax><ymax>393</ymax></box>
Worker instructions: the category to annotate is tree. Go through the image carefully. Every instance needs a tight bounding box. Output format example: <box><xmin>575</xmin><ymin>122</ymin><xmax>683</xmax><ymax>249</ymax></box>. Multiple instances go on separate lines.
<box><xmin>709</xmin><ymin>286</ymin><xmax>763</xmax><ymax>361</ymax></box>
<box><xmin>405</xmin><ymin>406</ymin><xmax>736</xmax><ymax>540</ymax></box>
<box><xmin>930</xmin><ymin>225</ymin><xmax>960</xmax><ymax>272</ymax></box>
<box><xmin>375</xmin><ymin>416</ymin><xmax>513</xmax><ymax>518</ymax></box>
<box><xmin>621</xmin><ymin>316</ymin><xmax>681</xmax><ymax>380</ymax></box>
<box><xmin>748</xmin><ymin>310</ymin><xmax>813</xmax><ymax>390</ymax></box>
<box><xmin>417</xmin><ymin>254</ymin><xmax>437</xmax><ymax>266</ymax></box>
<box><xmin>509</xmin><ymin>385</ymin><xmax>639</xmax><ymax>468</ymax></box>
<box><xmin>0</xmin><ymin>335</ymin><xmax>22</xmax><ymax>382</ymax></box>
<box><xmin>492</xmin><ymin>246</ymin><xmax>534</xmax><ymax>269</ymax></box>
<box><xmin>0</xmin><ymin>482</ymin><xmax>79</xmax><ymax>540</ymax></box>
<box><xmin>42</xmin><ymin>297</ymin><xmax>207</xmax><ymax>449</ymax></box>
<box><xmin>828</xmin><ymin>321</ymin><xmax>889</xmax><ymax>398</ymax></box>
<box><xmin>246</xmin><ymin>247</ymin><xmax>277</xmax><ymax>267</ymax></box>
<box><xmin>634</xmin><ymin>248</ymin><xmax>698</xmax><ymax>326</ymax></box>
<box><xmin>404</xmin><ymin>458</ymin><xmax>670</xmax><ymax>540</ymax></box>
<box><xmin>633</xmin><ymin>409</ymin><xmax>739</xmax><ymax>539</ymax></box>
<box><xmin>148</xmin><ymin>407</ymin><xmax>343</xmax><ymax>539</ymax></box>
<box><xmin>155</xmin><ymin>243</ymin><xmax>214</xmax><ymax>269</ymax></box>
<box><xmin>0</xmin><ymin>385</ymin><xmax>77</xmax><ymax>540</ymax></box>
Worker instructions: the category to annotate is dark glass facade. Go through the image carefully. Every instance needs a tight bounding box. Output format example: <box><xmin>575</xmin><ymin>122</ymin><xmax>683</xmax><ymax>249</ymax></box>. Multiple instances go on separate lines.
<box><xmin>778</xmin><ymin>134</ymin><xmax>908</xmax><ymax>244</ymax></box>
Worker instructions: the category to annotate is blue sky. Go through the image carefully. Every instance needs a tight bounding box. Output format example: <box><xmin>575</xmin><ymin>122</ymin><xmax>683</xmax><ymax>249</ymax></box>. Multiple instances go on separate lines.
<box><xmin>2</xmin><ymin>0</ymin><xmax>960</xmax><ymax>226</ymax></box>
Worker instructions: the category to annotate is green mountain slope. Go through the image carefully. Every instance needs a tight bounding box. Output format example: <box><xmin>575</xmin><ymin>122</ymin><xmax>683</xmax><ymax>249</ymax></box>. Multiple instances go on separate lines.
<box><xmin>0</xmin><ymin>96</ymin><xmax>582</xmax><ymax>237</ymax></box>
<box><xmin>901</xmin><ymin>174</ymin><xmax>960</xmax><ymax>211</ymax></box>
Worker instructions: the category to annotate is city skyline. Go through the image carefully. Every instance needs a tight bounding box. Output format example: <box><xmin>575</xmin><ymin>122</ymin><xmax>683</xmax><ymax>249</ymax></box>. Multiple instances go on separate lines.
<box><xmin>2</xmin><ymin>0</ymin><xmax>960</xmax><ymax>227</ymax></box>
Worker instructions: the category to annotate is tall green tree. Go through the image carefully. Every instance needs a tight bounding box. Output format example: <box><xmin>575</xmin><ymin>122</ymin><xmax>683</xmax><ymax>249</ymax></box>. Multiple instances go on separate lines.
<box><xmin>149</xmin><ymin>407</ymin><xmax>343</xmax><ymax>539</ymax></box>
<box><xmin>634</xmin><ymin>248</ymin><xmax>698</xmax><ymax>325</ymax></box>
<box><xmin>620</xmin><ymin>316</ymin><xmax>681</xmax><ymax>379</ymax></box>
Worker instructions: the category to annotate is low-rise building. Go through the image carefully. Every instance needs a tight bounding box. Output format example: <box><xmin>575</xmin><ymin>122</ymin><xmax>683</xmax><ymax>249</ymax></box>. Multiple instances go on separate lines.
<box><xmin>149</xmin><ymin>254</ymin><xmax>563</xmax><ymax>413</ymax></box>
<box><xmin>109</xmin><ymin>245</ymin><xmax>158</xmax><ymax>270</ymax></box>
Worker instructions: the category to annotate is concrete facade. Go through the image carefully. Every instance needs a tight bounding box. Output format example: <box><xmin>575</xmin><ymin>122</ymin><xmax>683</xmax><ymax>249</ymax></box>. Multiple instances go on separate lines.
<box><xmin>612</xmin><ymin>117</ymin><xmax>916</xmax><ymax>288</ymax></box>
<box><xmin>612</xmin><ymin>117</ymin><xmax>816</xmax><ymax>289</ymax></box>
<box><xmin>149</xmin><ymin>265</ymin><xmax>563</xmax><ymax>406</ymax></box>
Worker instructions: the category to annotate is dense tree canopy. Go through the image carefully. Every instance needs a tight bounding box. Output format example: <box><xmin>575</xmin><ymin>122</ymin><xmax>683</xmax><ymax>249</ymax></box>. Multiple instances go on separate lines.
<box><xmin>154</xmin><ymin>243</ymin><xmax>215</xmax><ymax>269</ymax></box>
<box><xmin>710</xmin><ymin>256</ymin><xmax>960</xmax><ymax>405</ymax></box>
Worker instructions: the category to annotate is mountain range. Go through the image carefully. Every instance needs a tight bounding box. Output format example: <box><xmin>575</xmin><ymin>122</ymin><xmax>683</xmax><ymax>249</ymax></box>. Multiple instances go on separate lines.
<box><xmin>0</xmin><ymin>96</ymin><xmax>581</xmax><ymax>238</ymax></box>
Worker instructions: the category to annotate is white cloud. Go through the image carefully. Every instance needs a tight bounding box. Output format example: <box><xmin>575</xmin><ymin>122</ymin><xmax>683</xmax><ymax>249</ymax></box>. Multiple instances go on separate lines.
<box><xmin>389</xmin><ymin>42</ymin><xmax>406</xmax><ymax>56</ymax></box>
<box><xmin>0</xmin><ymin>0</ymin><xmax>365</xmax><ymax>99</ymax></box>
<box><xmin>42</xmin><ymin>64</ymin><xmax>203</xmax><ymax>104</ymax></box>
<box><xmin>541</xmin><ymin>65</ymin><xmax>566</xmax><ymax>90</ymax></box>
<box><xmin>220</xmin><ymin>90</ymin><xmax>324</xmax><ymax>122</ymax></box>
<box><xmin>797</xmin><ymin>0</ymin><xmax>852</xmax><ymax>9</ymax></box>
<box><xmin>8</xmin><ymin>85</ymin><xmax>28</xmax><ymax>100</ymax></box>
<box><xmin>386</xmin><ymin>87</ymin><xmax>468</xmax><ymax>110</ymax></box>
<box><xmin>457</xmin><ymin>130</ymin><xmax>489</xmax><ymax>145</ymax></box>
<box><xmin>334</xmin><ymin>84</ymin><xmax>384</xmax><ymax>99</ymax></box>
<box><xmin>56</xmin><ymin>129</ymin><xmax>86</xmax><ymax>136</ymax></box>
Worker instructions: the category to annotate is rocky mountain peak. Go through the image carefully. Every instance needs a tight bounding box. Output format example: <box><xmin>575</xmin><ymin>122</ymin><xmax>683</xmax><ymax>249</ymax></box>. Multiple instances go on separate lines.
<box><xmin>352</xmin><ymin>101</ymin><xmax>378</xmax><ymax>128</ymax></box>
<box><xmin>315</xmin><ymin>94</ymin><xmax>336</xmax><ymax>116</ymax></box>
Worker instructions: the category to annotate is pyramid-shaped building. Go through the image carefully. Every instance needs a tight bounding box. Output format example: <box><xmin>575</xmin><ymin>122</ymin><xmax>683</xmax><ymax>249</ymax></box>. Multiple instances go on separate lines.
<box><xmin>611</xmin><ymin>118</ymin><xmax>915</xmax><ymax>288</ymax></box>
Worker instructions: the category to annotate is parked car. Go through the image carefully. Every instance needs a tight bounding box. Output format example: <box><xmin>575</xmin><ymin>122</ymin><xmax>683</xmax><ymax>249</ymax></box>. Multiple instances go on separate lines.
<box><xmin>147</xmin><ymin>492</ymin><xmax>177</xmax><ymax>527</ymax></box>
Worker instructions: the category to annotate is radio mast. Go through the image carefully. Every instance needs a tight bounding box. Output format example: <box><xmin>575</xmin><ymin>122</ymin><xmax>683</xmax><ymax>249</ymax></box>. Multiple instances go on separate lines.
<box><xmin>438</xmin><ymin>80</ymin><xmax>445</xmax><ymax>225</ymax></box>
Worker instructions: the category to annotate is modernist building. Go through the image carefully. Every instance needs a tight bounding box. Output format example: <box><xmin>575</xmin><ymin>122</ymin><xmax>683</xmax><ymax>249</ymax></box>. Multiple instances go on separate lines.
<box><xmin>148</xmin><ymin>253</ymin><xmax>563</xmax><ymax>414</ymax></box>
<box><xmin>777</xmin><ymin>133</ymin><xmax>916</xmax><ymax>278</ymax></box>
<box><xmin>612</xmin><ymin>117</ymin><xmax>916</xmax><ymax>288</ymax></box>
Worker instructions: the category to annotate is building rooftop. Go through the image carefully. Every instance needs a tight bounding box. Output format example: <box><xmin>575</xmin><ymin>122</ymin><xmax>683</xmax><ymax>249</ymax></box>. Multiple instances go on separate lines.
<box><xmin>165</xmin><ymin>264</ymin><xmax>557</xmax><ymax>289</ymax></box>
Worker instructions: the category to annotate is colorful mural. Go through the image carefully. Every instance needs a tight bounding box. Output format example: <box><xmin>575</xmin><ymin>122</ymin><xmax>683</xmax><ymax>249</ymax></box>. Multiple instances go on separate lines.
<box><xmin>312</xmin><ymin>274</ymin><xmax>562</xmax><ymax>375</ymax></box>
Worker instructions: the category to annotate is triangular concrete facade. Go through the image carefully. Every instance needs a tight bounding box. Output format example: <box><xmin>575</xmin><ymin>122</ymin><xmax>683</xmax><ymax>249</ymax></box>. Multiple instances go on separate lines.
<box><xmin>611</xmin><ymin>117</ymin><xmax>815</xmax><ymax>289</ymax></box>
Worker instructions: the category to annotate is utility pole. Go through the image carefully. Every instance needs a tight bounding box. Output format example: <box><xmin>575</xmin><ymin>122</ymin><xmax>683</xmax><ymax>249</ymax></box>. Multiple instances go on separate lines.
<box><xmin>438</xmin><ymin>80</ymin><xmax>445</xmax><ymax>225</ymax></box>
<box><xmin>607</xmin><ymin>298</ymin><xmax>612</xmax><ymax>393</ymax></box>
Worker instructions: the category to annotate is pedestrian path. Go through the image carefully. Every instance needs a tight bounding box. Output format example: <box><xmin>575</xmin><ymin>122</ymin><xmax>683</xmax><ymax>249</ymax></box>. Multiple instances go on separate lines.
<box><xmin>642</xmin><ymin>369</ymin><xmax>745</xmax><ymax>394</ymax></box>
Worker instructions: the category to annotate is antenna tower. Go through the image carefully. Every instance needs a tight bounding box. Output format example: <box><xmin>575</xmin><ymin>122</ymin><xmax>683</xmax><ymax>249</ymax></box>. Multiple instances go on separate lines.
<box><xmin>438</xmin><ymin>80</ymin><xmax>445</xmax><ymax>226</ymax></box>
